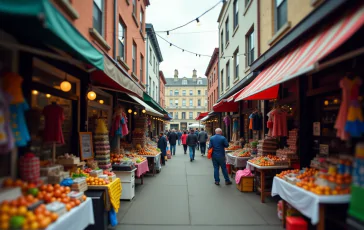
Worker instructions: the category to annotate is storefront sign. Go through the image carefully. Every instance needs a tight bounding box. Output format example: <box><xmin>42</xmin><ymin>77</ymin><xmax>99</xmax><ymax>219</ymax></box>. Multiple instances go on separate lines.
<box><xmin>320</xmin><ymin>144</ymin><xmax>329</xmax><ymax>155</ymax></box>
<box><xmin>79</xmin><ymin>132</ymin><xmax>94</xmax><ymax>160</ymax></box>
<box><xmin>313</xmin><ymin>122</ymin><xmax>321</xmax><ymax>136</ymax></box>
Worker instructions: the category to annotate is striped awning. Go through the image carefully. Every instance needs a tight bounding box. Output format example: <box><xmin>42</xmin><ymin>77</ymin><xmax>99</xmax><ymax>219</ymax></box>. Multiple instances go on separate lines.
<box><xmin>235</xmin><ymin>5</ymin><xmax>364</xmax><ymax>101</ymax></box>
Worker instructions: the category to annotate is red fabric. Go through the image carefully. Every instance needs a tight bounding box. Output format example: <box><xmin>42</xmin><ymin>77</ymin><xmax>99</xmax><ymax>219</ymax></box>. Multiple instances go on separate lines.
<box><xmin>243</xmin><ymin>85</ymin><xmax>279</xmax><ymax>100</ymax></box>
<box><xmin>286</xmin><ymin>217</ymin><xmax>307</xmax><ymax>230</ymax></box>
<box><xmin>195</xmin><ymin>112</ymin><xmax>209</xmax><ymax>120</ymax></box>
<box><xmin>181</xmin><ymin>134</ymin><xmax>188</xmax><ymax>144</ymax></box>
<box><xmin>19</xmin><ymin>153</ymin><xmax>40</xmax><ymax>183</ymax></box>
<box><xmin>43</xmin><ymin>104</ymin><xmax>65</xmax><ymax>144</ymax></box>
<box><xmin>213</xmin><ymin>100</ymin><xmax>238</xmax><ymax>112</ymax></box>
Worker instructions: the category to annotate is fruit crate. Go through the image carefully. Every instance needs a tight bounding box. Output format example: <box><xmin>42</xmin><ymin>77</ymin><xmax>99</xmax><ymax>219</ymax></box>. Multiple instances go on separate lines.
<box><xmin>236</xmin><ymin>176</ymin><xmax>254</xmax><ymax>192</ymax></box>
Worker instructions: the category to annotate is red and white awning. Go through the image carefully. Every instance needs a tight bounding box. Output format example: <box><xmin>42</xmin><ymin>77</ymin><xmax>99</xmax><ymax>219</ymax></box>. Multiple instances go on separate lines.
<box><xmin>195</xmin><ymin>112</ymin><xmax>209</xmax><ymax>120</ymax></box>
<box><xmin>213</xmin><ymin>99</ymin><xmax>238</xmax><ymax>112</ymax></box>
<box><xmin>235</xmin><ymin>5</ymin><xmax>364</xmax><ymax>101</ymax></box>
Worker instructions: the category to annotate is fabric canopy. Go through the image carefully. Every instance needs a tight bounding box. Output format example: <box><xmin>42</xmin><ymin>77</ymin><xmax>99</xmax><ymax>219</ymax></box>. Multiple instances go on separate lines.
<box><xmin>195</xmin><ymin>112</ymin><xmax>209</xmax><ymax>120</ymax></box>
<box><xmin>227</xmin><ymin>90</ymin><xmax>245</xmax><ymax>102</ymax></box>
<box><xmin>92</xmin><ymin>56</ymin><xmax>143</xmax><ymax>97</ymax></box>
<box><xmin>127</xmin><ymin>94</ymin><xmax>163</xmax><ymax>117</ymax></box>
<box><xmin>0</xmin><ymin>0</ymin><xmax>104</xmax><ymax>70</ymax></box>
<box><xmin>143</xmin><ymin>93</ymin><xmax>165</xmax><ymax>113</ymax></box>
<box><xmin>201</xmin><ymin>115</ymin><xmax>210</xmax><ymax>122</ymax></box>
<box><xmin>235</xmin><ymin>5</ymin><xmax>364</xmax><ymax>101</ymax></box>
<box><xmin>213</xmin><ymin>100</ymin><xmax>238</xmax><ymax>112</ymax></box>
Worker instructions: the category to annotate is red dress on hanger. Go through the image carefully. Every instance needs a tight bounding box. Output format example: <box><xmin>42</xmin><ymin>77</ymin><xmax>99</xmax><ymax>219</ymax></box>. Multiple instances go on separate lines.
<box><xmin>43</xmin><ymin>103</ymin><xmax>65</xmax><ymax>144</ymax></box>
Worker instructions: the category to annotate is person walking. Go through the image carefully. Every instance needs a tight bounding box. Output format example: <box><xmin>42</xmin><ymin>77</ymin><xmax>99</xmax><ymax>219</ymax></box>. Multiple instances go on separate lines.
<box><xmin>208</xmin><ymin>128</ymin><xmax>232</xmax><ymax>185</ymax></box>
<box><xmin>157</xmin><ymin>132</ymin><xmax>167</xmax><ymax>166</ymax></box>
<box><xmin>181</xmin><ymin>131</ymin><xmax>188</xmax><ymax>154</ymax></box>
<box><xmin>177</xmin><ymin>130</ymin><xmax>182</xmax><ymax>146</ymax></box>
<box><xmin>197</xmin><ymin>128</ymin><xmax>208</xmax><ymax>156</ymax></box>
<box><xmin>195</xmin><ymin>129</ymin><xmax>200</xmax><ymax>150</ymax></box>
<box><xmin>186</xmin><ymin>130</ymin><xmax>198</xmax><ymax>162</ymax></box>
<box><xmin>168</xmin><ymin>129</ymin><xmax>178</xmax><ymax>155</ymax></box>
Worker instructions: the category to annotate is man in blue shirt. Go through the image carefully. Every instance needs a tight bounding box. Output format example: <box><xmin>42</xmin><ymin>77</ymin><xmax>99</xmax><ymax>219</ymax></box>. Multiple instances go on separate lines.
<box><xmin>208</xmin><ymin>128</ymin><xmax>232</xmax><ymax>185</ymax></box>
<box><xmin>195</xmin><ymin>129</ymin><xmax>200</xmax><ymax>150</ymax></box>
<box><xmin>157</xmin><ymin>132</ymin><xmax>167</xmax><ymax>166</ymax></box>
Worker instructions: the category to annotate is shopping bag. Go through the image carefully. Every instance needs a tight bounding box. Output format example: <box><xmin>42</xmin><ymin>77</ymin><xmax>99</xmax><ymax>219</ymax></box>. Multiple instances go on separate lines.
<box><xmin>207</xmin><ymin>148</ymin><xmax>213</xmax><ymax>159</ymax></box>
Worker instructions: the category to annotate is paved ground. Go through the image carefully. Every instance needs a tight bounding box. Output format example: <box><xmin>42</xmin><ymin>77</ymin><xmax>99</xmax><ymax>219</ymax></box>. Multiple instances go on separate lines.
<box><xmin>113</xmin><ymin>145</ymin><xmax>282</xmax><ymax>230</ymax></box>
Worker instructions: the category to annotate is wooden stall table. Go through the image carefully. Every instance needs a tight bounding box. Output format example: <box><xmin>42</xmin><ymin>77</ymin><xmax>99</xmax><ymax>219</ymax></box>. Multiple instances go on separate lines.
<box><xmin>87</xmin><ymin>178</ymin><xmax>122</xmax><ymax>212</ymax></box>
<box><xmin>46</xmin><ymin>198</ymin><xmax>94</xmax><ymax>230</ymax></box>
<box><xmin>138</xmin><ymin>153</ymin><xmax>161</xmax><ymax>176</ymax></box>
<box><xmin>272</xmin><ymin>177</ymin><xmax>350</xmax><ymax>230</ymax></box>
<box><xmin>134</xmin><ymin>160</ymin><xmax>149</xmax><ymax>184</ymax></box>
<box><xmin>247</xmin><ymin>161</ymin><xmax>289</xmax><ymax>203</ymax></box>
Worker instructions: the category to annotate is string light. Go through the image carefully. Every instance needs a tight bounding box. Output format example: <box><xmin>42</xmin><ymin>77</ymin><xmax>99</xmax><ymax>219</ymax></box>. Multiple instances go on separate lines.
<box><xmin>196</xmin><ymin>18</ymin><xmax>200</xmax><ymax>26</ymax></box>
<box><xmin>167</xmin><ymin>31</ymin><xmax>169</xmax><ymax>36</ymax></box>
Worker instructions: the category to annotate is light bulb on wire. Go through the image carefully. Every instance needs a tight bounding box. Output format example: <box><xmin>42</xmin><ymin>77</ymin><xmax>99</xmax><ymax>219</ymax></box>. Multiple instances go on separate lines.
<box><xmin>196</xmin><ymin>18</ymin><xmax>200</xmax><ymax>26</ymax></box>
<box><xmin>167</xmin><ymin>31</ymin><xmax>170</xmax><ymax>36</ymax></box>
<box><xmin>170</xmin><ymin>43</ymin><xmax>172</xmax><ymax>48</ymax></box>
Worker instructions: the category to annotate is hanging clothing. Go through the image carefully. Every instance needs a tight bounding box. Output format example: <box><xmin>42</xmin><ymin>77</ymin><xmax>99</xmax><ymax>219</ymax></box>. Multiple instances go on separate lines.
<box><xmin>223</xmin><ymin>116</ymin><xmax>231</xmax><ymax>126</ymax></box>
<box><xmin>233</xmin><ymin>119</ymin><xmax>238</xmax><ymax>132</ymax></box>
<box><xmin>335</xmin><ymin>77</ymin><xmax>351</xmax><ymax>140</ymax></box>
<box><xmin>121</xmin><ymin>115</ymin><xmax>129</xmax><ymax>136</ymax></box>
<box><xmin>0</xmin><ymin>91</ymin><xmax>14</xmax><ymax>153</ymax></box>
<box><xmin>2</xmin><ymin>72</ymin><xmax>25</xmax><ymax>104</ymax></box>
<box><xmin>253</xmin><ymin>113</ymin><xmax>263</xmax><ymax>131</ymax></box>
<box><xmin>345</xmin><ymin>77</ymin><xmax>364</xmax><ymax>137</ymax></box>
<box><xmin>271</xmin><ymin>109</ymin><xmax>288</xmax><ymax>137</ymax></box>
<box><xmin>42</xmin><ymin>103</ymin><xmax>65</xmax><ymax>144</ymax></box>
<box><xmin>249</xmin><ymin>114</ymin><xmax>253</xmax><ymax>130</ymax></box>
<box><xmin>10</xmin><ymin>102</ymin><xmax>31</xmax><ymax>147</ymax></box>
<box><xmin>110</xmin><ymin>114</ymin><xmax>122</xmax><ymax>137</ymax></box>
<box><xmin>267</xmin><ymin>110</ymin><xmax>274</xmax><ymax>136</ymax></box>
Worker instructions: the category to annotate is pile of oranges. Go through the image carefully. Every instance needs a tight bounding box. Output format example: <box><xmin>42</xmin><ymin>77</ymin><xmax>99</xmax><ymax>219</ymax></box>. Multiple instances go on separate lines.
<box><xmin>276</xmin><ymin>169</ymin><xmax>300</xmax><ymax>179</ymax></box>
<box><xmin>86</xmin><ymin>177</ymin><xmax>110</xmax><ymax>186</ymax></box>
<box><xmin>296</xmin><ymin>178</ymin><xmax>350</xmax><ymax>195</ymax></box>
<box><xmin>296</xmin><ymin>168</ymin><xmax>318</xmax><ymax>180</ymax></box>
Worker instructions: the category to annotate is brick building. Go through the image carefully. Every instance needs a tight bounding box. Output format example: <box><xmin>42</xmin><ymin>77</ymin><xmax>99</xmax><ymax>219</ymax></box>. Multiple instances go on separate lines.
<box><xmin>205</xmin><ymin>48</ymin><xmax>219</xmax><ymax>111</ymax></box>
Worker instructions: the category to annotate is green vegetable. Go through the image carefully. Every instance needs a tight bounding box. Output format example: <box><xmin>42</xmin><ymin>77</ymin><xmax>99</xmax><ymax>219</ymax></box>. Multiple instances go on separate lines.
<box><xmin>10</xmin><ymin>216</ymin><xmax>25</xmax><ymax>229</ymax></box>
<box><xmin>28</xmin><ymin>188</ymin><xmax>39</xmax><ymax>197</ymax></box>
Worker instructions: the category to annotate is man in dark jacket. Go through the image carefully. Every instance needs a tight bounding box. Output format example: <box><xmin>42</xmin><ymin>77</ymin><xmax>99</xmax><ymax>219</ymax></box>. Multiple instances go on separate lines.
<box><xmin>177</xmin><ymin>130</ymin><xmax>182</xmax><ymax>145</ymax></box>
<box><xmin>168</xmin><ymin>129</ymin><xmax>178</xmax><ymax>155</ymax></box>
<box><xmin>186</xmin><ymin>130</ymin><xmax>198</xmax><ymax>162</ymax></box>
<box><xmin>195</xmin><ymin>129</ymin><xmax>200</xmax><ymax>150</ymax></box>
<box><xmin>157</xmin><ymin>132</ymin><xmax>167</xmax><ymax>165</ymax></box>
<box><xmin>197</xmin><ymin>128</ymin><xmax>208</xmax><ymax>156</ymax></box>
<box><xmin>208</xmin><ymin>128</ymin><xmax>232</xmax><ymax>185</ymax></box>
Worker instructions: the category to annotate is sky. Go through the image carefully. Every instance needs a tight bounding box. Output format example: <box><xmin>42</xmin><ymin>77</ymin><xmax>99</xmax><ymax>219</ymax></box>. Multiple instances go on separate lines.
<box><xmin>146</xmin><ymin>0</ymin><xmax>222</xmax><ymax>79</ymax></box>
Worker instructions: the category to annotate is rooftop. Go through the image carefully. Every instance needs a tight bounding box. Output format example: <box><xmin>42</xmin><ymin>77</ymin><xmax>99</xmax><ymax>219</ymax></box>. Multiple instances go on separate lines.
<box><xmin>165</xmin><ymin>77</ymin><xmax>207</xmax><ymax>86</ymax></box>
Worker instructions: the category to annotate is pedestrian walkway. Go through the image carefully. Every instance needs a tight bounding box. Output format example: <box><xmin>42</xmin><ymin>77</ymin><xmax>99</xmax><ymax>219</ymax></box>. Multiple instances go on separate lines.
<box><xmin>114</xmin><ymin>145</ymin><xmax>282</xmax><ymax>230</ymax></box>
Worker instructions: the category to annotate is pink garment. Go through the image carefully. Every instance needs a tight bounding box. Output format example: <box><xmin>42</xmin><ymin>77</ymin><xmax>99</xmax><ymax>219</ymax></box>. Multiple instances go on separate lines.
<box><xmin>110</xmin><ymin>114</ymin><xmax>121</xmax><ymax>137</ymax></box>
<box><xmin>271</xmin><ymin>109</ymin><xmax>287</xmax><ymax>137</ymax></box>
<box><xmin>135</xmin><ymin>160</ymin><xmax>149</xmax><ymax>177</ymax></box>
<box><xmin>121</xmin><ymin>115</ymin><xmax>129</xmax><ymax>136</ymax></box>
<box><xmin>335</xmin><ymin>77</ymin><xmax>351</xmax><ymax>140</ymax></box>
<box><xmin>235</xmin><ymin>169</ymin><xmax>253</xmax><ymax>184</ymax></box>
<box><xmin>223</xmin><ymin>116</ymin><xmax>231</xmax><ymax>126</ymax></box>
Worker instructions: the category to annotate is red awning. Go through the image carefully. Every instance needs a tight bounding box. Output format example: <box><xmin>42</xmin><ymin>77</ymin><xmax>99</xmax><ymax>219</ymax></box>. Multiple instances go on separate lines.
<box><xmin>213</xmin><ymin>100</ymin><xmax>238</xmax><ymax>112</ymax></box>
<box><xmin>227</xmin><ymin>89</ymin><xmax>245</xmax><ymax>102</ymax></box>
<box><xmin>235</xmin><ymin>5</ymin><xmax>364</xmax><ymax>101</ymax></box>
<box><xmin>195</xmin><ymin>112</ymin><xmax>209</xmax><ymax>120</ymax></box>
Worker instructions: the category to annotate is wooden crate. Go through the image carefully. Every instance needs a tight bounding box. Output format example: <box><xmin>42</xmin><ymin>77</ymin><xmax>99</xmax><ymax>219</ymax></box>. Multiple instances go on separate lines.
<box><xmin>236</xmin><ymin>176</ymin><xmax>254</xmax><ymax>192</ymax></box>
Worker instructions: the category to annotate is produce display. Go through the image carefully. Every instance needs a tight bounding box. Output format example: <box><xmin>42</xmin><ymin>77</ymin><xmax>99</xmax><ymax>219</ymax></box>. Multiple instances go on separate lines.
<box><xmin>85</xmin><ymin>177</ymin><xmax>110</xmax><ymax>186</ymax></box>
<box><xmin>134</xmin><ymin>145</ymin><xmax>160</xmax><ymax>156</ymax></box>
<box><xmin>1</xmin><ymin>180</ymin><xmax>87</xmax><ymax>229</ymax></box>
<box><xmin>110</xmin><ymin>153</ymin><xmax>147</xmax><ymax>164</ymax></box>
<box><xmin>232</xmin><ymin>149</ymin><xmax>251</xmax><ymax>157</ymax></box>
<box><xmin>225</xmin><ymin>145</ymin><xmax>241</xmax><ymax>151</ymax></box>
<box><xmin>249</xmin><ymin>155</ymin><xmax>289</xmax><ymax>166</ymax></box>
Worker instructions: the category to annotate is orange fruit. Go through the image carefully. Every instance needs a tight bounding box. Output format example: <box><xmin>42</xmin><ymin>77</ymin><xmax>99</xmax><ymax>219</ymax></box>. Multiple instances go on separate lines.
<box><xmin>82</xmin><ymin>195</ymin><xmax>87</xmax><ymax>201</ymax></box>
<box><xmin>29</xmin><ymin>221</ymin><xmax>39</xmax><ymax>230</ymax></box>
<box><xmin>50</xmin><ymin>213</ymin><xmax>58</xmax><ymax>222</ymax></box>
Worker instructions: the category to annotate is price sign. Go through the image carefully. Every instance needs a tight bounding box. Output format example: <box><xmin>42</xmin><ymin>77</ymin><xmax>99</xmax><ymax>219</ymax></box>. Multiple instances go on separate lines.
<box><xmin>79</xmin><ymin>132</ymin><xmax>94</xmax><ymax>160</ymax></box>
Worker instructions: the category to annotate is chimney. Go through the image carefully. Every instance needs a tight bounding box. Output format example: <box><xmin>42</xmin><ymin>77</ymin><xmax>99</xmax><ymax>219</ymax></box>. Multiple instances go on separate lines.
<box><xmin>192</xmin><ymin>69</ymin><xmax>197</xmax><ymax>81</ymax></box>
<box><xmin>174</xmin><ymin>69</ymin><xmax>178</xmax><ymax>81</ymax></box>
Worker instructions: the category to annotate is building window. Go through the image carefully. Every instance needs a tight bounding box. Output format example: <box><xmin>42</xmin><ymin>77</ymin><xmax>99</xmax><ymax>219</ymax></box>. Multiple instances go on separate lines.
<box><xmin>189</xmin><ymin>99</ymin><xmax>193</xmax><ymax>106</ymax></box>
<box><xmin>169</xmin><ymin>90</ymin><xmax>172</xmax><ymax>96</ymax></box>
<box><xmin>156</xmin><ymin>86</ymin><xmax>158</xmax><ymax>101</ymax></box>
<box><xmin>197</xmin><ymin>90</ymin><xmax>201</xmax><ymax>95</ymax></box>
<box><xmin>93</xmin><ymin>0</ymin><xmax>103</xmax><ymax>35</ymax></box>
<box><xmin>225</xmin><ymin>17</ymin><xmax>229</xmax><ymax>44</ymax></box>
<box><xmin>275</xmin><ymin>0</ymin><xmax>287</xmax><ymax>32</ymax></box>
<box><xmin>175</xmin><ymin>112</ymin><xmax>178</xmax><ymax>119</ymax></box>
<box><xmin>182</xmin><ymin>79</ymin><xmax>187</xmax><ymax>85</ymax></box>
<box><xmin>246</xmin><ymin>29</ymin><xmax>255</xmax><ymax>66</ymax></box>
<box><xmin>140</xmin><ymin>54</ymin><xmax>143</xmax><ymax>82</ymax></box>
<box><xmin>149</xmin><ymin>48</ymin><xmax>152</xmax><ymax>64</ymax></box>
<box><xmin>205</xmin><ymin>90</ymin><xmax>207</xmax><ymax>95</ymax></box>
<box><xmin>189</xmin><ymin>90</ymin><xmax>193</xmax><ymax>96</ymax></box>
<box><xmin>221</xmin><ymin>70</ymin><xmax>224</xmax><ymax>92</ymax></box>
<box><xmin>118</xmin><ymin>21</ymin><xmax>125</xmax><ymax>59</ymax></box>
<box><xmin>132</xmin><ymin>42</ymin><xmax>137</xmax><ymax>73</ymax></box>
<box><xmin>174</xmin><ymin>90</ymin><xmax>179</xmax><ymax>96</ymax></box>
<box><xmin>170</xmin><ymin>112</ymin><xmax>173</xmax><ymax>117</ymax></box>
<box><xmin>182</xmin><ymin>99</ymin><xmax>186</xmax><ymax>106</ymax></box>
<box><xmin>140</xmin><ymin>8</ymin><xmax>143</xmax><ymax>30</ymax></box>
<box><xmin>189</xmin><ymin>112</ymin><xmax>193</xmax><ymax>119</ymax></box>
<box><xmin>233</xmin><ymin>0</ymin><xmax>238</xmax><ymax>29</ymax></box>
<box><xmin>182</xmin><ymin>112</ymin><xmax>186</xmax><ymax>119</ymax></box>
<box><xmin>182</xmin><ymin>90</ymin><xmax>186</xmax><ymax>96</ymax></box>
<box><xmin>197</xmin><ymin>80</ymin><xmax>202</xmax><ymax>85</ymax></box>
<box><xmin>148</xmin><ymin>77</ymin><xmax>151</xmax><ymax>93</ymax></box>
<box><xmin>153</xmin><ymin>56</ymin><xmax>155</xmax><ymax>73</ymax></box>
<box><xmin>234</xmin><ymin>48</ymin><xmax>239</xmax><ymax>79</ymax></box>
<box><xmin>220</xmin><ymin>31</ymin><xmax>224</xmax><ymax>51</ymax></box>
<box><xmin>175</xmin><ymin>99</ymin><xmax>178</xmax><ymax>106</ymax></box>
<box><xmin>132</xmin><ymin>0</ymin><xmax>137</xmax><ymax>16</ymax></box>
<box><xmin>205</xmin><ymin>99</ymin><xmax>207</xmax><ymax>106</ymax></box>
<box><xmin>197</xmin><ymin>99</ymin><xmax>201</xmax><ymax>106</ymax></box>
<box><xmin>226</xmin><ymin>62</ymin><xmax>230</xmax><ymax>87</ymax></box>
<box><xmin>170</xmin><ymin>99</ymin><xmax>173</xmax><ymax>106</ymax></box>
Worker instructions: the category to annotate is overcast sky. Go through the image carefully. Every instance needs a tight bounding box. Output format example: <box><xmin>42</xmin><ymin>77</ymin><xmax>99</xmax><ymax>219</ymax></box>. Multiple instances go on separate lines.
<box><xmin>146</xmin><ymin>0</ymin><xmax>222</xmax><ymax>79</ymax></box>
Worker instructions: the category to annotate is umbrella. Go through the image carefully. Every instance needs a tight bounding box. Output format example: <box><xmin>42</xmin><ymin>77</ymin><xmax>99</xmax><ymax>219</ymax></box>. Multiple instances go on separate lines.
<box><xmin>188</xmin><ymin>123</ymin><xmax>205</xmax><ymax>128</ymax></box>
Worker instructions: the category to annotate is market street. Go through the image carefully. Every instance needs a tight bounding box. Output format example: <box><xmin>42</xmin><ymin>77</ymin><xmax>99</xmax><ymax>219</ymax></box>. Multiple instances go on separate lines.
<box><xmin>115</xmin><ymin>145</ymin><xmax>282</xmax><ymax>230</ymax></box>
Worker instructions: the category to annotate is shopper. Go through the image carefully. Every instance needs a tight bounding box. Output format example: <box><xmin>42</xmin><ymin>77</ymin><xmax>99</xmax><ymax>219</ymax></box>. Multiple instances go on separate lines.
<box><xmin>157</xmin><ymin>132</ymin><xmax>167</xmax><ymax>166</ymax></box>
<box><xmin>177</xmin><ymin>130</ymin><xmax>182</xmax><ymax>146</ymax></box>
<box><xmin>195</xmin><ymin>128</ymin><xmax>200</xmax><ymax>150</ymax></box>
<box><xmin>186</xmin><ymin>129</ymin><xmax>198</xmax><ymax>162</ymax></box>
<box><xmin>168</xmin><ymin>129</ymin><xmax>178</xmax><ymax>155</ymax></box>
<box><xmin>197</xmin><ymin>128</ymin><xmax>208</xmax><ymax>156</ymax></box>
<box><xmin>181</xmin><ymin>131</ymin><xmax>188</xmax><ymax>154</ymax></box>
<box><xmin>208</xmin><ymin>128</ymin><xmax>232</xmax><ymax>185</ymax></box>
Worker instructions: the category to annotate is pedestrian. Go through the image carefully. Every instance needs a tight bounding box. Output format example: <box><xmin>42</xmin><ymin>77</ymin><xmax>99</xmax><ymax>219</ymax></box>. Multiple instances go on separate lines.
<box><xmin>208</xmin><ymin>128</ymin><xmax>232</xmax><ymax>185</ymax></box>
<box><xmin>168</xmin><ymin>129</ymin><xmax>178</xmax><ymax>155</ymax></box>
<box><xmin>197</xmin><ymin>128</ymin><xmax>208</xmax><ymax>156</ymax></box>
<box><xmin>177</xmin><ymin>130</ymin><xmax>182</xmax><ymax>145</ymax></box>
<box><xmin>157</xmin><ymin>132</ymin><xmax>167</xmax><ymax>166</ymax></box>
<box><xmin>186</xmin><ymin>129</ymin><xmax>198</xmax><ymax>162</ymax></box>
<box><xmin>195</xmin><ymin>128</ymin><xmax>200</xmax><ymax>150</ymax></box>
<box><xmin>181</xmin><ymin>131</ymin><xmax>188</xmax><ymax>154</ymax></box>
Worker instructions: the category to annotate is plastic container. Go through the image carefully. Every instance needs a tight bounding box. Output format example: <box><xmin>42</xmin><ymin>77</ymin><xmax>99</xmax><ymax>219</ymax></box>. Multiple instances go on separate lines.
<box><xmin>67</xmin><ymin>191</ymin><xmax>84</xmax><ymax>202</ymax></box>
<box><xmin>46</xmin><ymin>201</ymin><xmax>67</xmax><ymax>216</ymax></box>
<box><xmin>286</xmin><ymin>216</ymin><xmax>307</xmax><ymax>230</ymax></box>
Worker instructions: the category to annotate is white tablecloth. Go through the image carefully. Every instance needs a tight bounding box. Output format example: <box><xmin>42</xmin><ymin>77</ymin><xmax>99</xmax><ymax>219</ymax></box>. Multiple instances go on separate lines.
<box><xmin>271</xmin><ymin>177</ymin><xmax>350</xmax><ymax>225</ymax></box>
<box><xmin>226</xmin><ymin>154</ymin><xmax>250</xmax><ymax>168</ymax></box>
<box><xmin>247</xmin><ymin>162</ymin><xmax>289</xmax><ymax>171</ymax></box>
<box><xmin>47</xmin><ymin>198</ymin><xmax>95</xmax><ymax>230</ymax></box>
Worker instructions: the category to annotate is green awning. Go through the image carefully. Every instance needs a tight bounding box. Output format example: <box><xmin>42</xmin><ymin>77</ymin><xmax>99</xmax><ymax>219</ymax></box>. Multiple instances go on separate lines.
<box><xmin>0</xmin><ymin>0</ymin><xmax>104</xmax><ymax>70</ymax></box>
<box><xmin>143</xmin><ymin>92</ymin><xmax>165</xmax><ymax>113</ymax></box>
